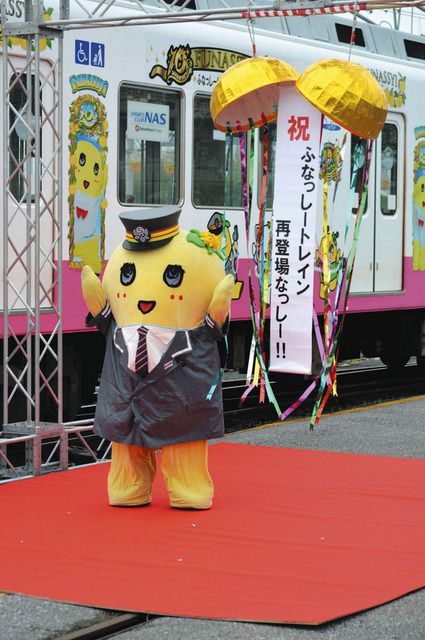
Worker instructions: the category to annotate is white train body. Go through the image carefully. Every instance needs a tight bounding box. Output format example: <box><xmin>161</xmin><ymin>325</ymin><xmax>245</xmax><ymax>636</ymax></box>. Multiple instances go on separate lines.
<box><xmin>2</xmin><ymin>6</ymin><xmax>425</xmax><ymax>413</ymax></box>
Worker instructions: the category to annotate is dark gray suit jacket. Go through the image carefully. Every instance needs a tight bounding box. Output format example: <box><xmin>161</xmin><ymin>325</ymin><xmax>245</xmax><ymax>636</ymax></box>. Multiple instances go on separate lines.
<box><xmin>87</xmin><ymin>305</ymin><xmax>227</xmax><ymax>449</ymax></box>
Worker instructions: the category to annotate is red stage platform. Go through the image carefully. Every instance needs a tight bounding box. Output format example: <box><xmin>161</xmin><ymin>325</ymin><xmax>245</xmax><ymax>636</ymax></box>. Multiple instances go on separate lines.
<box><xmin>1</xmin><ymin>443</ymin><xmax>424</xmax><ymax>625</ymax></box>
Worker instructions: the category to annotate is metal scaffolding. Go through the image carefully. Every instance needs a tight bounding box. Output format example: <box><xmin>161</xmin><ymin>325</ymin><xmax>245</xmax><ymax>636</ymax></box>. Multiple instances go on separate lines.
<box><xmin>1</xmin><ymin>0</ymin><xmax>67</xmax><ymax>478</ymax></box>
<box><xmin>1</xmin><ymin>0</ymin><xmax>424</xmax><ymax>481</ymax></box>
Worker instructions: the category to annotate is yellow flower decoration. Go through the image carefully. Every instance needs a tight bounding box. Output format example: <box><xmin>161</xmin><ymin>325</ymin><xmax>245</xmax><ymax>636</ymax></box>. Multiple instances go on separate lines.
<box><xmin>200</xmin><ymin>231</ymin><xmax>220</xmax><ymax>251</ymax></box>
<box><xmin>186</xmin><ymin>229</ymin><xmax>225</xmax><ymax>259</ymax></box>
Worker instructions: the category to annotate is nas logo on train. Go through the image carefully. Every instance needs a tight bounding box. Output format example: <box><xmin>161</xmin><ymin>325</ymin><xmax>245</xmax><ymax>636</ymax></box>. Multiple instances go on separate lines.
<box><xmin>149</xmin><ymin>44</ymin><xmax>248</xmax><ymax>86</ymax></box>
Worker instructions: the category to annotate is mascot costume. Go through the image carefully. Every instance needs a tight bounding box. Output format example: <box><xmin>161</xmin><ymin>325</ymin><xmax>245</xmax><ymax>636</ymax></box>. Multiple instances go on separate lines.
<box><xmin>81</xmin><ymin>206</ymin><xmax>234</xmax><ymax>509</ymax></box>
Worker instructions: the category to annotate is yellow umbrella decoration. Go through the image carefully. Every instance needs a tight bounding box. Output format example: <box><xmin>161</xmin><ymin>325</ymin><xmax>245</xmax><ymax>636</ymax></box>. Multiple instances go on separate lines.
<box><xmin>295</xmin><ymin>59</ymin><xmax>388</xmax><ymax>140</ymax></box>
<box><xmin>211</xmin><ymin>56</ymin><xmax>299</xmax><ymax>132</ymax></box>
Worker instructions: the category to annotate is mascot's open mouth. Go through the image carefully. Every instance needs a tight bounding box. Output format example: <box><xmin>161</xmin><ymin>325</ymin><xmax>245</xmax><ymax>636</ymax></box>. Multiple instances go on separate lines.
<box><xmin>83</xmin><ymin>180</ymin><xmax>90</xmax><ymax>189</ymax></box>
<box><xmin>138</xmin><ymin>300</ymin><xmax>156</xmax><ymax>314</ymax></box>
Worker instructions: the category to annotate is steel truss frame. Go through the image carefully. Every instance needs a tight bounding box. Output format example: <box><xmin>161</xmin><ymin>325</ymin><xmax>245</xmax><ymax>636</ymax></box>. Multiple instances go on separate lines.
<box><xmin>1</xmin><ymin>0</ymin><xmax>68</xmax><ymax>479</ymax></box>
<box><xmin>1</xmin><ymin>0</ymin><xmax>424</xmax><ymax>482</ymax></box>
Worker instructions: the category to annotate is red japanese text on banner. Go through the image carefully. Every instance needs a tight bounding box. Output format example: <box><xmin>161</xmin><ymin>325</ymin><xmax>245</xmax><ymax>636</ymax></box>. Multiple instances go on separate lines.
<box><xmin>270</xmin><ymin>87</ymin><xmax>321</xmax><ymax>374</ymax></box>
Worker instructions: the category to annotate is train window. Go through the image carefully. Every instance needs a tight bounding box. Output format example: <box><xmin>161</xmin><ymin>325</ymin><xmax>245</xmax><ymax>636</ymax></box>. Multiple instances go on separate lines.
<box><xmin>9</xmin><ymin>73</ymin><xmax>39</xmax><ymax>203</ymax></box>
<box><xmin>118</xmin><ymin>84</ymin><xmax>181</xmax><ymax>205</ymax></box>
<box><xmin>163</xmin><ymin>0</ymin><xmax>196</xmax><ymax>7</ymax></box>
<box><xmin>404</xmin><ymin>39</ymin><xmax>425</xmax><ymax>60</ymax></box>
<box><xmin>380</xmin><ymin>123</ymin><xmax>398</xmax><ymax>216</ymax></box>
<box><xmin>335</xmin><ymin>23</ymin><xmax>366</xmax><ymax>47</ymax></box>
<box><xmin>192</xmin><ymin>94</ymin><xmax>244</xmax><ymax>208</ymax></box>
<box><xmin>258</xmin><ymin>121</ymin><xmax>276</xmax><ymax>208</ymax></box>
<box><xmin>351</xmin><ymin>136</ymin><xmax>369</xmax><ymax>214</ymax></box>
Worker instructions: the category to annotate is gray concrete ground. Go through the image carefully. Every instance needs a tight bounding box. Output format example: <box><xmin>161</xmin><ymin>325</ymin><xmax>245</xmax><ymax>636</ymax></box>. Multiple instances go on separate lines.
<box><xmin>1</xmin><ymin>396</ymin><xmax>424</xmax><ymax>639</ymax></box>
<box><xmin>0</xmin><ymin>594</ymin><xmax>116</xmax><ymax>640</ymax></box>
<box><xmin>223</xmin><ymin>396</ymin><xmax>425</xmax><ymax>459</ymax></box>
<box><xmin>118</xmin><ymin>590</ymin><xmax>425</xmax><ymax>640</ymax></box>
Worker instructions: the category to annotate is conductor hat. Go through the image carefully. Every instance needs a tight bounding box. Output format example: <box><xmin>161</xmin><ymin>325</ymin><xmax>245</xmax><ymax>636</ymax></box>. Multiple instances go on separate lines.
<box><xmin>119</xmin><ymin>206</ymin><xmax>181</xmax><ymax>251</ymax></box>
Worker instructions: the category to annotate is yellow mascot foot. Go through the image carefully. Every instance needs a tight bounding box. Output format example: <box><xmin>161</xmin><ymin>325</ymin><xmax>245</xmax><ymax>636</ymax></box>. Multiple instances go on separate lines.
<box><xmin>170</xmin><ymin>497</ymin><xmax>212</xmax><ymax>510</ymax></box>
<box><xmin>109</xmin><ymin>500</ymin><xmax>151</xmax><ymax>508</ymax></box>
<box><xmin>160</xmin><ymin>440</ymin><xmax>214</xmax><ymax>511</ymax></box>
<box><xmin>107</xmin><ymin>443</ymin><xmax>157</xmax><ymax>507</ymax></box>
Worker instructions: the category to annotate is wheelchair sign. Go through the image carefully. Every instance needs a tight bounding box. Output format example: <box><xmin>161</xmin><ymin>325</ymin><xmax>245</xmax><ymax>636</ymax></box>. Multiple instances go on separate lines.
<box><xmin>75</xmin><ymin>40</ymin><xmax>90</xmax><ymax>66</ymax></box>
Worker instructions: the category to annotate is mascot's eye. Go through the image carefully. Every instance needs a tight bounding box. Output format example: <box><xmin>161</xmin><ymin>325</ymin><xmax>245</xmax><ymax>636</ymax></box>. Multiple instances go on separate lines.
<box><xmin>79</xmin><ymin>152</ymin><xmax>86</xmax><ymax>166</ymax></box>
<box><xmin>120</xmin><ymin>263</ymin><xmax>136</xmax><ymax>286</ymax></box>
<box><xmin>163</xmin><ymin>264</ymin><xmax>185</xmax><ymax>288</ymax></box>
<box><xmin>93</xmin><ymin>162</ymin><xmax>99</xmax><ymax>176</ymax></box>
<box><xmin>422</xmin><ymin>183</ymin><xmax>425</xmax><ymax>193</ymax></box>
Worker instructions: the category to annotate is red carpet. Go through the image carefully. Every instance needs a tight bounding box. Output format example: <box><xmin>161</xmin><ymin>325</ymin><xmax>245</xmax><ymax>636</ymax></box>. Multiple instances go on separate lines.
<box><xmin>1</xmin><ymin>442</ymin><xmax>425</xmax><ymax>625</ymax></box>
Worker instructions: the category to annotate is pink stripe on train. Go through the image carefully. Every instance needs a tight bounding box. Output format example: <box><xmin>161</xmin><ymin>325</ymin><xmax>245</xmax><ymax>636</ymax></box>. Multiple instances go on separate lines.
<box><xmin>2</xmin><ymin>257</ymin><xmax>425</xmax><ymax>338</ymax></box>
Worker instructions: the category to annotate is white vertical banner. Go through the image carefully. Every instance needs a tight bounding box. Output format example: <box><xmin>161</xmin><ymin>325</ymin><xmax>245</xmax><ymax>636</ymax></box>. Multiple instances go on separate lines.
<box><xmin>269</xmin><ymin>86</ymin><xmax>322</xmax><ymax>374</ymax></box>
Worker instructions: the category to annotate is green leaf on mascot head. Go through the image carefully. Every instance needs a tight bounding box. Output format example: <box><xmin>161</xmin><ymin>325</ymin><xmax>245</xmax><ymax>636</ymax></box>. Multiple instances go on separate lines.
<box><xmin>186</xmin><ymin>229</ymin><xmax>225</xmax><ymax>261</ymax></box>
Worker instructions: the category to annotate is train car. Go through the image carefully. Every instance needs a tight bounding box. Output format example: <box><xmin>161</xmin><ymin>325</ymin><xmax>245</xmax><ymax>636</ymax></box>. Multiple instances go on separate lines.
<box><xmin>2</xmin><ymin>3</ymin><xmax>425</xmax><ymax>420</ymax></box>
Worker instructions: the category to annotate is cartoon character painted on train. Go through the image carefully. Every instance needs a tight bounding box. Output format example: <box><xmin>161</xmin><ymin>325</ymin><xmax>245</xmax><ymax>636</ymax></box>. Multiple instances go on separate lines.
<box><xmin>316</xmin><ymin>140</ymin><xmax>343</xmax><ymax>298</ymax></box>
<box><xmin>315</xmin><ymin>227</ymin><xmax>341</xmax><ymax>300</ymax></box>
<box><xmin>208</xmin><ymin>211</ymin><xmax>243</xmax><ymax>300</ymax></box>
<box><xmin>68</xmin><ymin>94</ymin><xmax>108</xmax><ymax>274</ymax></box>
<box><xmin>319</xmin><ymin>141</ymin><xmax>342</xmax><ymax>183</ymax></box>
<box><xmin>412</xmin><ymin>128</ymin><xmax>425</xmax><ymax>271</ymax></box>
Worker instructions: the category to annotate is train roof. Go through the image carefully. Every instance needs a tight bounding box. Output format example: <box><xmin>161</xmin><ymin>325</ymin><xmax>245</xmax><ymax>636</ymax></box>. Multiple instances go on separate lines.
<box><xmin>133</xmin><ymin>0</ymin><xmax>425</xmax><ymax>63</ymax></box>
<box><xmin>209</xmin><ymin>12</ymin><xmax>425</xmax><ymax>64</ymax></box>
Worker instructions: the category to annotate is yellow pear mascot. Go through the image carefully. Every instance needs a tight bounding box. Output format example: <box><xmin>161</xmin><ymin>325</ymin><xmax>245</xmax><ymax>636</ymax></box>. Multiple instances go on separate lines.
<box><xmin>81</xmin><ymin>206</ymin><xmax>234</xmax><ymax>509</ymax></box>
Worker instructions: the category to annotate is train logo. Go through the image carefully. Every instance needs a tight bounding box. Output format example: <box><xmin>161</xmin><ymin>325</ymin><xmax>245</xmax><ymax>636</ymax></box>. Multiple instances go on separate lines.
<box><xmin>149</xmin><ymin>44</ymin><xmax>247</xmax><ymax>86</ymax></box>
<box><xmin>412</xmin><ymin>126</ymin><xmax>425</xmax><ymax>271</ymax></box>
<box><xmin>68</xmin><ymin>93</ymin><xmax>109</xmax><ymax>274</ymax></box>
<box><xmin>368</xmin><ymin>68</ymin><xmax>407</xmax><ymax>109</ymax></box>
<box><xmin>385</xmin><ymin>76</ymin><xmax>406</xmax><ymax>109</ymax></box>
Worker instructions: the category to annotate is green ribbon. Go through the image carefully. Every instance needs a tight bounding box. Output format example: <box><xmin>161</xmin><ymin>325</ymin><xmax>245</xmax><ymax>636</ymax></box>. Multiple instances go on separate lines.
<box><xmin>310</xmin><ymin>139</ymin><xmax>373</xmax><ymax>428</ymax></box>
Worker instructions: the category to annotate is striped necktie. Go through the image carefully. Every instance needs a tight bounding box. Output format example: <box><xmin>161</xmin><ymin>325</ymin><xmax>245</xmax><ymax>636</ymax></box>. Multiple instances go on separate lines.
<box><xmin>135</xmin><ymin>326</ymin><xmax>149</xmax><ymax>377</ymax></box>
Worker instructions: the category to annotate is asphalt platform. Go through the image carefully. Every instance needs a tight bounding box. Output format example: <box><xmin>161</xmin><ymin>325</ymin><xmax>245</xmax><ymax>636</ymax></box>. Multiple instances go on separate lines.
<box><xmin>1</xmin><ymin>395</ymin><xmax>424</xmax><ymax>640</ymax></box>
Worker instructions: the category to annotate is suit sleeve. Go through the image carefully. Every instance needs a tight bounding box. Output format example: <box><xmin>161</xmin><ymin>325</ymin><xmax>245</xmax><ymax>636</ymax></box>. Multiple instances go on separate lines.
<box><xmin>205</xmin><ymin>313</ymin><xmax>229</xmax><ymax>341</ymax></box>
<box><xmin>205</xmin><ymin>314</ymin><xmax>229</xmax><ymax>370</ymax></box>
<box><xmin>85</xmin><ymin>301</ymin><xmax>112</xmax><ymax>335</ymax></box>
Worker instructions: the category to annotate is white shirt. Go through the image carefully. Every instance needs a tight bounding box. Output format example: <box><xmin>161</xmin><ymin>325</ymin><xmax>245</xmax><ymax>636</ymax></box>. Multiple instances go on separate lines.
<box><xmin>74</xmin><ymin>189</ymin><xmax>102</xmax><ymax>242</ymax></box>
<box><xmin>121</xmin><ymin>325</ymin><xmax>176</xmax><ymax>373</ymax></box>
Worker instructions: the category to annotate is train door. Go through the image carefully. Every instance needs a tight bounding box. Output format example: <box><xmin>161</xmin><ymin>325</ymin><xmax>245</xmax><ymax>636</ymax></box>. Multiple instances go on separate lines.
<box><xmin>374</xmin><ymin>115</ymin><xmax>404</xmax><ymax>291</ymax></box>
<box><xmin>0</xmin><ymin>55</ymin><xmax>55</xmax><ymax>312</ymax></box>
<box><xmin>349</xmin><ymin>137</ymin><xmax>376</xmax><ymax>293</ymax></box>
<box><xmin>350</xmin><ymin>114</ymin><xmax>404</xmax><ymax>293</ymax></box>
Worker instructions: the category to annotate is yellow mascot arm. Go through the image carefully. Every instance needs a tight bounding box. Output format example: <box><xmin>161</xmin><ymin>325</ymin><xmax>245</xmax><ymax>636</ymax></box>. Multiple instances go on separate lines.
<box><xmin>81</xmin><ymin>265</ymin><xmax>106</xmax><ymax>317</ymax></box>
<box><xmin>207</xmin><ymin>274</ymin><xmax>234</xmax><ymax>328</ymax></box>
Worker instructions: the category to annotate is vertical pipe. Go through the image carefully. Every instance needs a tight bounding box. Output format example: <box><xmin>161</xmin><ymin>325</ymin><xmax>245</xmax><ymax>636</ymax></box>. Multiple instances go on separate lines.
<box><xmin>2</xmin><ymin>0</ymin><xmax>9</xmax><ymax>428</ymax></box>
<box><xmin>59</xmin><ymin>0</ymin><xmax>69</xmax><ymax>469</ymax></box>
<box><xmin>33</xmin><ymin>20</ymin><xmax>41</xmax><ymax>426</ymax></box>
<box><xmin>26</xmin><ymin>41</ymin><xmax>33</xmax><ymax>423</ymax></box>
<box><xmin>57</xmin><ymin>33</ymin><xmax>64</xmax><ymax>430</ymax></box>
